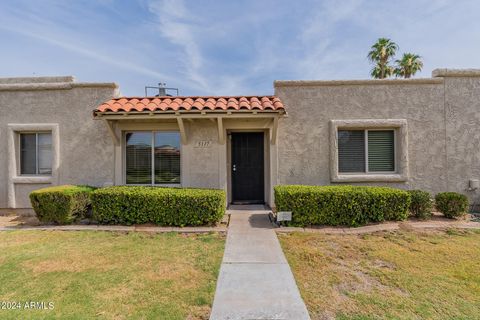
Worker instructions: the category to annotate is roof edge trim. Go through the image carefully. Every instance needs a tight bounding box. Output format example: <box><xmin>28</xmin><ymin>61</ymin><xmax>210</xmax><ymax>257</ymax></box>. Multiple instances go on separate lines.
<box><xmin>94</xmin><ymin>109</ymin><xmax>286</xmax><ymax>117</ymax></box>
<box><xmin>274</xmin><ymin>78</ymin><xmax>443</xmax><ymax>87</ymax></box>
<box><xmin>0</xmin><ymin>82</ymin><xmax>118</xmax><ymax>92</ymax></box>
<box><xmin>432</xmin><ymin>68</ymin><xmax>480</xmax><ymax>78</ymax></box>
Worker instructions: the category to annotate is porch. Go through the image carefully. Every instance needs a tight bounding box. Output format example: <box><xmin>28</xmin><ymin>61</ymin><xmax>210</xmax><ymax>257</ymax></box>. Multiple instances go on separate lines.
<box><xmin>93</xmin><ymin>96</ymin><xmax>286</xmax><ymax>206</ymax></box>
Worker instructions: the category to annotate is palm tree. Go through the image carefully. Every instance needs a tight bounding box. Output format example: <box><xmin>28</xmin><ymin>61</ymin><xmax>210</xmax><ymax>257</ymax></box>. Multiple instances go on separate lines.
<box><xmin>394</xmin><ymin>53</ymin><xmax>423</xmax><ymax>78</ymax></box>
<box><xmin>367</xmin><ymin>38</ymin><xmax>398</xmax><ymax>79</ymax></box>
<box><xmin>370</xmin><ymin>64</ymin><xmax>394</xmax><ymax>79</ymax></box>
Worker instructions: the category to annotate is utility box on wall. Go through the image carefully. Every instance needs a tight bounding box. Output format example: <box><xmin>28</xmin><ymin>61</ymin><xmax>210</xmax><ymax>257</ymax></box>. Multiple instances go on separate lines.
<box><xmin>469</xmin><ymin>179</ymin><xmax>479</xmax><ymax>190</ymax></box>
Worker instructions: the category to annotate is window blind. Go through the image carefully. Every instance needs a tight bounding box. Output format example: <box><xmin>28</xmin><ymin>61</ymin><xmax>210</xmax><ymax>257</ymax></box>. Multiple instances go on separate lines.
<box><xmin>367</xmin><ymin>130</ymin><xmax>395</xmax><ymax>172</ymax></box>
<box><xmin>338</xmin><ymin>130</ymin><xmax>365</xmax><ymax>173</ymax></box>
<box><xmin>154</xmin><ymin>132</ymin><xmax>181</xmax><ymax>184</ymax></box>
<box><xmin>126</xmin><ymin>132</ymin><xmax>152</xmax><ymax>184</ymax></box>
<box><xmin>20</xmin><ymin>132</ymin><xmax>52</xmax><ymax>175</ymax></box>
<box><xmin>125</xmin><ymin>132</ymin><xmax>181</xmax><ymax>185</ymax></box>
<box><xmin>38</xmin><ymin>133</ymin><xmax>52</xmax><ymax>174</ymax></box>
<box><xmin>20</xmin><ymin>133</ymin><xmax>36</xmax><ymax>174</ymax></box>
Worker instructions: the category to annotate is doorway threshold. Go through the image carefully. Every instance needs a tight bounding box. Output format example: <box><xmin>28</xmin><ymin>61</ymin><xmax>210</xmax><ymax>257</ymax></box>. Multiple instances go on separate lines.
<box><xmin>228</xmin><ymin>204</ymin><xmax>269</xmax><ymax>211</ymax></box>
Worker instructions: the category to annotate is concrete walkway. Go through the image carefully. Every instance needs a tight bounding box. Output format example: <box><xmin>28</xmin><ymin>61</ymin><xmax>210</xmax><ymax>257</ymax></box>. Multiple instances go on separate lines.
<box><xmin>210</xmin><ymin>205</ymin><xmax>310</xmax><ymax>320</ymax></box>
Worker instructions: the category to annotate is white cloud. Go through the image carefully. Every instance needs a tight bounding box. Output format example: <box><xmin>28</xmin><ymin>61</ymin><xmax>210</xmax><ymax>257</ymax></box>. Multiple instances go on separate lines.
<box><xmin>0</xmin><ymin>3</ymin><xmax>170</xmax><ymax>81</ymax></box>
<box><xmin>145</xmin><ymin>0</ymin><xmax>259</xmax><ymax>95</ymax></box>
<box><xmin>147</xmin><ymin>0</ymin><xmax>208</xmax><ymax>90</ymax></box>
<box><xmin>247</xmin><ymin>0</ymin><xmax>367</xmax><ymax>81</ymax></box>
<box><xmin>296</xmin><ymin>0</ymin><xmax>365</xmax><ymax>79</ymax></box>
<box><xmin>0</xmin><ymin>24</ymin><xmax>169</xmax><ymax>80</ymax></box>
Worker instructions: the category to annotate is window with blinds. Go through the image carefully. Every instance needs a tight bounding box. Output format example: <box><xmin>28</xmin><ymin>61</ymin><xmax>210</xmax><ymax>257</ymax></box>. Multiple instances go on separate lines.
<box><xmin>338</xmin><ymin>129</ymin><xmax>395</xmax><ymax>173</ymax></box>
<box><xmin>338</xmin><ymin>130</ymin><xmax>365</xmax><ymax>173</ymax></box>
<box><xmin>20</xmin><ymin>134</ymin><xmax>36</xmax><ymax>174</ymax></box>
<box><xmin>125</xmin><ymin>131</ymin><xmax>181</xmax><ymax>185</ymax></box>
<box><xmin>154</xmin><ymin>132</ymin><xmax>181</xmax><ymax>184</ymax></box>
<box><xmin>368</xmin><ymin>130</ymin><xmax>395</xmax><ymax>172</ymax></box>
<box><xmin>126</xmin><ymin>132</ymin><xmax>152</xmax><ymax>184</ymax></box>
<box><xmin>20</xmin><ymin>132</ymin><xmax>52</xmax><ymax>175</ymax></box>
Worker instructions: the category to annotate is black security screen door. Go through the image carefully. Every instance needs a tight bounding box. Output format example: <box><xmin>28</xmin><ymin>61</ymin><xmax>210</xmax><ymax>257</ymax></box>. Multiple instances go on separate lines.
<box><xmin>231</xmin><ymin>132</ymin><xmax>265</xmax><ymax>204</ymax></box>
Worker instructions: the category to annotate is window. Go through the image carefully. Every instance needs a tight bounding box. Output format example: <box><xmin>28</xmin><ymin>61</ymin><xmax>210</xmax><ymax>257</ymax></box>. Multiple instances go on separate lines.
<box><xmin>125</xmin><ymin>131</ymin><xmax>181</xmax><ymax>185</ymax></box>
<box><xmin>338</xmin><ymin>129</ymin><xmax>395</xmax><ymax>173</ymax></box>
<box><xmin>20</xmin><ymin>132</ymin><xmax>52</xmax><ymax>175</ymax></box>
<box><xmin>330</xmin><ymin>119</ymin><xmax>407</xmax><ymax>182</ymax></box>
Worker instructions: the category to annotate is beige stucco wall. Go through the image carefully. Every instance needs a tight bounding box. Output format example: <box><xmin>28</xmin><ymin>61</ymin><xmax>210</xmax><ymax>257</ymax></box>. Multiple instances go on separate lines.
<box><xmin>0</xmin><ymin>76</ymin><xmax>119</xmax><ymax>209</ymax></box>
<box><xmin>443</xmin><ymin>73</ymin><xmax>480</xmax><ymax>202</ymax></box>
<box><xmin>3</xmin><ymin>69</ymin><xmax>480</xmax><ymax>210</ymax></box>
<box><xmin>184</xmin><ymin>120</ymin><xmax>222</xmax><ymax>189</ymax></box>
<box><xmin>274</xmin><ymin>70</ymin><xmax>480</xmax><ymax>203</ymax></box>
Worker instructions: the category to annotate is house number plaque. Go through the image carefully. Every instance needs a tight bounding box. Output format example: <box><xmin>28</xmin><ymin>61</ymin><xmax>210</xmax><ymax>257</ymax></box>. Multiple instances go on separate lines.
<box><xmin>277</xmin><ymin>211</ymin><xmax>292</xmax><ymax>222</ymax></box>
<box><xmin>194</xmin><ymin>140</ymin><xmax>212</xmax><ymax>148</ymax></box>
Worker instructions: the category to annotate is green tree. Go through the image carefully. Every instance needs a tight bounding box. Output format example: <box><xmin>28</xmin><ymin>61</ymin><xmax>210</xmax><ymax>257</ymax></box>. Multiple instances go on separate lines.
<box><xmin>394</xmin><ymin>53</ymin><xmax>423</xmax><ymax>78</ymax></box>
<box><xmin>367</xmin><ymin>38</ymin><xmax>398</xmax><ymax>79</ymax></box>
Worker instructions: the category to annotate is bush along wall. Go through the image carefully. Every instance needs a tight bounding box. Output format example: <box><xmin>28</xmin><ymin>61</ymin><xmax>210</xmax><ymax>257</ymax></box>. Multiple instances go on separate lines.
<box><xmin>91</xmin><ymin>186</ymin><xmax>226</xmax><ymax>226</ymax></box>
<box><xmin>407</xmin><ymin>189</ymin><xmax>433</xmax><ymax>219</ymax></box>
<box><xmin>435</xmin><ymin>192</ymin><xmax>469</xmax><ymax>219</ymax></box>
<box><xmin>274</xmin><ymin>185</ymin><xmax>411</xmax><ymax>227</ymax></box>
<box><xmin>30</xmin><ymin>185</ymin><xmax>96</xmax><ymax>224</ymax></box>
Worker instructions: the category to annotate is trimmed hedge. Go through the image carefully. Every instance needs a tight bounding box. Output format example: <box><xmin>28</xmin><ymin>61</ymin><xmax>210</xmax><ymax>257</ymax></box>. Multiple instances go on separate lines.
<box><xmin>435</xmin><ymin>192</ymin><xmax>469</xmax><ymax>219</ymax></box>
<box><xmin>91</xmin><ymin>186</ymin><xmax>226</xmax><ymax>226</ymax></box>
<box><xmin>274</xmin><ymin>185</ymin><xmax>410</xmax><ymax>227</ymax></box>
<box><xmin>407</xmin><ymin>190</ymin><xmax>433</xmax><ymax>219</ymax></box>
<box><xmin>30</xmin><ymin>185</ymin><xmax>96</xmax><ymax>224</ymax></box>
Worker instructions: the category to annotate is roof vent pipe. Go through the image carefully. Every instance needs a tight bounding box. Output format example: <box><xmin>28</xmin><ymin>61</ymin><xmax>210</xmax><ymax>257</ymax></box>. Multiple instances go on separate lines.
<box><xmin>144</xmin><ymin>82</ymin><xmax>179</xmax><ymax>97</ymax></box>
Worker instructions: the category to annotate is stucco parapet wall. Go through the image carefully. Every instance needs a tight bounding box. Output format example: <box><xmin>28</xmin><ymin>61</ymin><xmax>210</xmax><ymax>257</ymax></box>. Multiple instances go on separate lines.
<box><xmin>432</xmin><ymin>68</ymin><xmax>480</xmax><ymax>77</ymax></box>
<box><xmin>0</xmin><ymin>76</ymin><xmax>75</xmax><ymax>84</ymax></box>
<box><xmin>274</xmin><ymin>78</ymin><xmax>443</xmax><ymax>87</ymax></box>
<box><xmin>0</xmin><ymin>82</ymin><xmax>118</xmax><ymax>91</ymax></box>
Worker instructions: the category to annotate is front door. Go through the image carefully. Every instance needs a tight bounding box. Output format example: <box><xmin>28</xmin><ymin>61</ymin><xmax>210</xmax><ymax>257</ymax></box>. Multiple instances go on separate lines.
<box><xmin>231</xmin><ymin>132</ymin><xmax>265</xmax><ymax>204</ymax></box>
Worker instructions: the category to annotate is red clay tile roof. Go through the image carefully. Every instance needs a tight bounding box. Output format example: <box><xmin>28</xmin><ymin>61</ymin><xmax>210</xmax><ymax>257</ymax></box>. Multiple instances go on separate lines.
<box><xmin>95</xmin><ymin>96</ymin><xmax>285</xmax><ymax>114</ymax></box>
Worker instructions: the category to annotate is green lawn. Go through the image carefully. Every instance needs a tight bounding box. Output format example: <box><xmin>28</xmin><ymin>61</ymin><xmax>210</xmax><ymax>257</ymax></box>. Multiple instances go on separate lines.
<box><xmin>0</xmin><ymin>231</ymin><xmax>225</xmax><ymax>320</ymax></box>
<box><xmin>279</xmin><ymin>229</ymin><xmax>480</xmax><ymax>320</ymax></box>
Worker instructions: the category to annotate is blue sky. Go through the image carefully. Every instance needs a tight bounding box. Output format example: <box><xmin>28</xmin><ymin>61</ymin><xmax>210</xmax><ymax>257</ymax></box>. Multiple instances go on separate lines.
<box><xmin>1</xmin><ymin>0</ymin><xmax>479</xmax><ymax>96</ymax></box>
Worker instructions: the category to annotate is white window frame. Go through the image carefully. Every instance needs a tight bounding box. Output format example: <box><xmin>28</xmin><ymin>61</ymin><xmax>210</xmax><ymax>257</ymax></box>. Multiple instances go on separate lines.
<box><xmin>123</xmin><ymin>130</ymin><xmax>182</xmax><ymax>186</ymax></box>
<box><xmin>18</xmin><ymin>132</ymin><xmax>53</xmax><ymax>176</ymax></box>
<box><xmin>330</xmin><ymin>119</ymin><xmax>408</xmax><ymax>182</ymax></box>
<box><xmin>7</xmin><ymin>123</ymin><xmax>60</xmax><ymax>208</ymax></box>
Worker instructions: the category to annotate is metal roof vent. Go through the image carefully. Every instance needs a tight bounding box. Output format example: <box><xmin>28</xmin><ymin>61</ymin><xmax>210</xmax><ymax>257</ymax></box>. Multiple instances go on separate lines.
<box><xmin>145</xmin><ymin>82</ymin><xmax>179</xmax><ymax>97</ymax></box>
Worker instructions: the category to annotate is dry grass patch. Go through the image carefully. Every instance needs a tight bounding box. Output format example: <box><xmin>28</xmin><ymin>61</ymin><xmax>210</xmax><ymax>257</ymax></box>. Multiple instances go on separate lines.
<box><xmin>279</xmin><ymin>229</ymin><xmax>480</xmax><ymax>320</ymax></box>
<box><xmin>0</xmin><ymin>230</ymin><xmax>224</xmax><ymax>320</ymax></box>
<box><xmin>0</xmin><ymin>214</ymin><xmax>40</xmax><ymax>227</ymax></box>
<box><xmin>23</xmin><ymin>252</ymin><xmax>114</xmax><ymax>274</ymax></box>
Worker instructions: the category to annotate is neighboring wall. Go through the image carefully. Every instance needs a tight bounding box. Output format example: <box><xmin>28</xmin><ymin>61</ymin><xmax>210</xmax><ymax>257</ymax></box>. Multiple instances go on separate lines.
<box><xmin>274</xmin><ymin>69</ymin><xmax>480</xmax><ymax>203</ymax></box>
<box><xmin>0</xmin><ymin>76</ymin><xmax>118</xmax><ymax>209</ymax></box>
<box><xmin>441</xmin><ymin>70</ymin><xmax>480</xmax><ymax>202</ymax></box>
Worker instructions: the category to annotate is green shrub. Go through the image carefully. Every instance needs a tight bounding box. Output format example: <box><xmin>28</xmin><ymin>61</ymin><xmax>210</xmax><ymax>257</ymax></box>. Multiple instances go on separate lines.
<box><xmin>30</xmin><ymin>185</ymin><xmax>96</xmax><ymax>224</ymax></box>
<box><xmin>274</xmin><ymin>185</ymin><xmax>410</xmax><ymax>227</ymax></box>
<box><xmin>91</xmin><ymin>186</ymin><xmax>226</xmax><ymax>226</ymax></box>
<box><xmin>407</xmin><ymin>190</ymin><xmax>433</xmax><ymax>219</ymax></box>
<box><xmin>435</xmin><ymin>192</ymin><xmax>469</xmax><ymax>219</ymax></box>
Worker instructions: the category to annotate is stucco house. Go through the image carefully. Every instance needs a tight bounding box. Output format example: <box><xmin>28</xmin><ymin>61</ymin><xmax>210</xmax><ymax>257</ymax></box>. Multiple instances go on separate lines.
<box><xmin>1</xmin><ymin>69</ymin><xmax>480</xmax><ymax>213</ymax></box>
